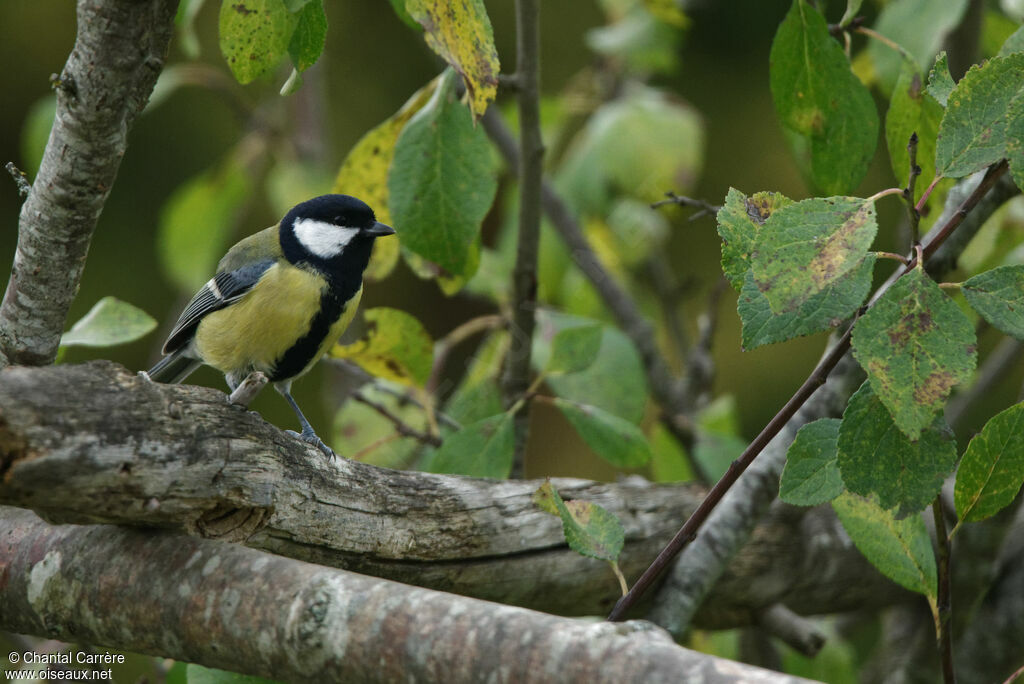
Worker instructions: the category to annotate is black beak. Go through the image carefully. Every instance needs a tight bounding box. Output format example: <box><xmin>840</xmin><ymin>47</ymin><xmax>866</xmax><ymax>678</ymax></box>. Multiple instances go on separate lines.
<box><xmin>366</xmin><ymin>221</ymin><xmax>395</xmax><ymax>237</ymax></box>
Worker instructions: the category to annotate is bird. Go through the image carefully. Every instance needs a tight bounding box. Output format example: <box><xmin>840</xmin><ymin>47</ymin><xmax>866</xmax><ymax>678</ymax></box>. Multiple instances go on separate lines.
<box><xmin>146</xmin><ymin>194</ymin><xmax>395</xmax><ymax>457</ymax></box>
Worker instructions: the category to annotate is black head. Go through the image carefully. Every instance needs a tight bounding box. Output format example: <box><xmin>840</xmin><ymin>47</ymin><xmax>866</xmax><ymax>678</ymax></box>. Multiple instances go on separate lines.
<box><xmin>279</xmin><ymin>194</ymin><xmax>394</xmax><ymax>281</ymax></box>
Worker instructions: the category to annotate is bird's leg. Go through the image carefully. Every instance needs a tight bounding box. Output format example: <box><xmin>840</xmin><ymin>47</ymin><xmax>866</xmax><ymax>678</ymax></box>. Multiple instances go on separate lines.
<box><xmin>275</xmin><ymin>383</ymin><xmax>337</xmax><ymax>460</ymax></box>
<box><xmin>227</xmin><ymin>371</ymin><xmax>268</xmax><ymax>407</ymax></box>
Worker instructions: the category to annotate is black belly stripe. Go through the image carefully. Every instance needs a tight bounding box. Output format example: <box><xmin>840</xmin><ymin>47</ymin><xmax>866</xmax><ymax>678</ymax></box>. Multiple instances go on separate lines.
<box><xmin>270</xmin><ymin>289</ymin><xmax>345</xmax><ymax>382</ymax></box>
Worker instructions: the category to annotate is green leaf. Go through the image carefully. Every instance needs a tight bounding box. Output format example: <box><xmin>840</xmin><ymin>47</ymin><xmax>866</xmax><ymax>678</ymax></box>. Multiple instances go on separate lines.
<box><xmin>533</xmin><ymin>311</ymin><xmax>647</xmax><ymax>423</ymax></box>
<box><xmin>769</xmin><ymin>0</ymin><xmax>878</xmax><ymax>195</ymax></box>
<box><xmin>717</xmin><ymin>188</ymin><xmax>793</xmax><ymax>292</ymax></box>
<box><xmin>427</xmin><ymin>413</ymin><xmax>514</xmax><ymax>478</ymax></box>
<box><xmin>837</xmin><ymin>382</ymin><xmax>957</xmax><ymax>516</ymax></box>
<box><xmin>886</xmin><ymin>61</ymin><xmax>943</xmax><ymax>203</ymax></box>
<box><xmin>649</xmin><ymin>422</ymin><xmax>694</xmax><ymax>483</ymax></box>
<box><xmin>532</xmin><ymin>481</ymin><xmax>624</xmax><ymax>562</ymax></box>
<box><xmin>158</xmin><ymin>156</ymin><xmax>252</xmax><ymax>293</ymax></box>
<box><xmin>693</xmin><ymin>396</ymin><xmax>747</xmax><ymax>481</ymax></box>
<box><xmin>287</xmin><ymin>0</ymin><xmax>326</xmax><ymax>72</ymax></box>
<box><xmin>19</xmin><ymin>95</ymin><xmax>55</xmax><ymax>176</ymax></box>
<box><xmin>839</xmin><ymin>0</ymin><xmax>863</xmax><ymax>28</ymax></box>
<box><xmin>954</xmin><ymin>401</ymin><xmax>1024</xmax><ymax>523</ymax></box>
<box><xmin>926</xmin><ymin>52</ymin><xmax>955</xmax><ymax>107</ymax></box>
<box><xmin>60</xmin><ymin>297</ymin><xmax>157</xmax><ymax>349</ymax></box>
<box><xmin>335</xmin><ymin>78</ymin><xmax>439</xmax><ymax>283</ymax></box>
<box><xmin>186</xmin><ymin>664</ymin><xmax>278</xmax><ymax>684</ymax></box>
<box><xmin>832</xmin><ymin>492</ymin><xmax>937</xmax><ymax>600</ymax></box>
<box><xmin>219</xmin><ymin>0</ymin><xmax>297</xmax><ymax>84</ymax></box>
<box><xmin>780</xmin><ymin>418</ymin><xmax>845</xmax><ymax>506</ymax></box>
<box><xmin>405</xmin><ymin>0</ymin><xmax>499</xmax><ymax>120</ymax></box>
<box><xmin>852</xmin><ymin>267</ymin><xmax>977</xmax><ymax>439</ymax></box>
<box><xmin>556</xmin><ymin>85</ymin><xmax>704</xmax><ymax>214</ymax></box>
<box><xmin>586</xmin><ymin>5</ymin><xmax>683</xmax><ymax>75</ymax></box>
<box><xmin>1007</xmin><ymin>87</ymin><xmax>1024</xmax><ymax>192</ymax></box>
<box><xmin>936</xmin><ymin>53</ymin><xmax>1024</xmax><ymax>179</ymax></box>
<box><xmin>997</xmin><ymin>25</ymin><xmax>1024</xmax><ymax>58</ymax></box>
<box><xmin>331</xmin><ymin>307</ymin><xmax>433</xmax><ymax>388</ymax></box>
<box><xmin>333</xmin><ymin>384</ymin><xmax>426</xmax><ymax>468</ymax></box>
<box><xmin>866</xmin><ymin>0</ymin><xmax>968</xmax><ymax>95</ymax></box>
<box><xmin>738</xmin><ymin>254</ymin><xmax>875</xmax><ymax>350</ymax></box>
<box><xmin>962</xmin><ymin>265</ymin><xmax>1024</xmax><ymax>340</ymax></box>
<box><xmin>388</xmin><ymin>69</ymin><xmax>497</xmax><ymax>280</ymax></box>
<box><xmin>752</xmin><ymin>196</ymin><xmax>877</xmax><ymax>314</ymax></box>
<box><xmin>553</xmin><ymin>398</ymin><xmax>652</xmax><ymax>469</ymax></box>
<box><xmin>547</xmin><ymin>324</ymin><xmax>603</xmax><ymax>375</ymax></box>
<box><xmin>388</xmin><ymin>0</ymin><xmax>422</xmax><ymax>31</ymax></box>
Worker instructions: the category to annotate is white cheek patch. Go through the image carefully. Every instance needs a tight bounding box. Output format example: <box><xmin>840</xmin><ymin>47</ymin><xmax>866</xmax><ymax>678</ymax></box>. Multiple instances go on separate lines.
<box><xmin>293</xmin><ymin>218</ymin><xmax>360</xmax><ymax>259</ymax></box>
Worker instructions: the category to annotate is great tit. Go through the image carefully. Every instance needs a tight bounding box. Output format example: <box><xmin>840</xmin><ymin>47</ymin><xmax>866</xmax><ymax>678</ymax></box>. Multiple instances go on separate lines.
<box><xmin>147</xmin><ymin>194</ymin><xmax>394</xmax><ymax>457</ymax></box>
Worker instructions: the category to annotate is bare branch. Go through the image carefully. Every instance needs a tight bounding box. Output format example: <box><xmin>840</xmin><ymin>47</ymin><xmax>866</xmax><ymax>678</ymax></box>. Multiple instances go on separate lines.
<box><xmin>0</xmin><ymin>361</ymin><xmax>909</xmax><ymax>626</ymax></box>
<box><xmin>502</xmin><ymin>0</ymin><xmax>545</xmax><ymax>477</ymax></box>
<box><xmin>0</xmin><ymin>0</ymin><xmax>178</xmax><ymax>367</ymax></box>
<box><xmin>0</xmin><ymin>507</ymin><xmax>814</xmax><ymax>684</ymax></box>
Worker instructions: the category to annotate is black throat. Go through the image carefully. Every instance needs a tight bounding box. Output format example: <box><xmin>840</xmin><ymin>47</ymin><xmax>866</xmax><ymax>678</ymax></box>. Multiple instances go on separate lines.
<box><xmin>272</xmin><ymin>224</ymin><xmax>376</xmax><ymax>382</ymax></box>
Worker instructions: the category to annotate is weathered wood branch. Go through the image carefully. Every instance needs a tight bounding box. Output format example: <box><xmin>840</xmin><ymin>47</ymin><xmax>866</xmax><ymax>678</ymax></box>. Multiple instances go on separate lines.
<box><xmin>0</xmin><ymin>361</ymin><xmax>908</xmax><ymax>627</ymax></box>
<box><xmin>0</xmin><ymin>0</ymin><xmax>178</xmax><ymax>367</ymax></box>
<box><xmin>0</xmin><ymin>507</ymin><xmax>816</xmax><ymax>684</ymax></box>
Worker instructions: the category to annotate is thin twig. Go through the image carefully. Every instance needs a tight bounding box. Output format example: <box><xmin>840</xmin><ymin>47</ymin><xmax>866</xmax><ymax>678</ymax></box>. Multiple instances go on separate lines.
<box><xmin>607</xmin><ymin>160</ymin><xmax>1010</xmax><ymax>622</ymax></box>
<box><xmin>932</xmin><ymin>496</ymin><xmax>955</xmax><ymax>684</ymax></box>
<box><xmin>481</xmin><ymin>110</ymin><xmax>698</xmax><ymax>450</ymax></box>
<box><xmin>335</xmin><ymin>360</ymin><xmax>462</xmax><ymax>431</ymax></box>
<box><xmin>5</xmin><ymin>163</ymin><xmax>32</xmax><ymax>197</ymax></box>
<box><xmin>352</xmin><ymin>390</ymin><xmax>442</xmax><ymax>448</ymax></box>
<box><xmin>651</xmin><ymin>192</ymin><xmax>722</xmax><ymax>221</ymax></box>
<box><xmin>427</xmin><ymin>314</ymin><xmax>504</xmax><ymax>394</ymax></box>
<box><xmin>501</xmin><ymin>0</ymin><xmax>544</xmax><ymax>479</ymax></box>
<box><xmin>904</xmin><ymin>133</ymin><xmax>923</xmax><ymax>245</ymax></box>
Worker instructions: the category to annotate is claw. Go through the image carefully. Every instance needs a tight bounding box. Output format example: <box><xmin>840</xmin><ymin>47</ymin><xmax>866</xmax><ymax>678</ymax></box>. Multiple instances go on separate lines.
<box><xmin>285</xmin><ymin>428</ymin><xmax>339</xmax><ymax>460</ymax></box>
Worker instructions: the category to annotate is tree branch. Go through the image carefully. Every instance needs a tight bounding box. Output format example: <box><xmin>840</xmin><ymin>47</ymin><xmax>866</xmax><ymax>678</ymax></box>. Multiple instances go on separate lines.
<box><xmin>0</xmin><ymin>361</ymin><xmax>910</xmax><ymax>627</ymax></box>
<box><xmin>0</xmin><ymin>507</ymin><xmax>816</xmax><ymax>684</ymax></box>
<box><xmin>0</xmin><ymin>0</ymin><xmax>178</xmax><ymax>367</ymax></box>
<box><xmin>502</xmin><ymin>0</ymin><xmax>545</xmax><ymax>477</ymax></box>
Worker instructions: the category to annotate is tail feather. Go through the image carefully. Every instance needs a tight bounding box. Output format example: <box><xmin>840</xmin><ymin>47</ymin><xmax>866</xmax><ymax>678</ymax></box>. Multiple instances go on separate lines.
<box><xmin>148</xmin><ymin>350</ymin><xmax>202</xmax><ymax>384</ymax></box>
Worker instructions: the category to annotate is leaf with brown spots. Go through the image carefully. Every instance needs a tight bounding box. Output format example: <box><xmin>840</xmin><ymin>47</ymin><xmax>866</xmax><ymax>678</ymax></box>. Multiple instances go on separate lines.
<box><xmin>406</xmin><ymin>0</ymin><xmax>499</xmax><ymax>120</ymax></box>
<box><xmin>532</xmin><ymin>481</ymin><xmax>625</xmax><ymax>562</ymax></box>
<box><xmin>717</xmin><ymin>187</ymin><xmax>793</xmax><ymax>292</ymax></box>
<box><xmin>751</xmin><ymin>196</ymin><xmax>877</xmax><ymax>314</ymax></box>
<box><xmin>330</xmin><ymin>307</ymin><xmax>433</xmax><ymax>388</ymax></box>
<box><xmin>219</xmin><ymin>0</ymin><xmax>297</xmax><ymax>85</ymax></box>
<box><xmin>852</xmin><ymin>266</ymin><xmax>977</xmax><ymax>440</ymax></box>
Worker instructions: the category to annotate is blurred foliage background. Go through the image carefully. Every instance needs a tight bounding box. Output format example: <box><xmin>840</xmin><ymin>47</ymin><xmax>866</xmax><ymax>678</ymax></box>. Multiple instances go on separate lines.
<box><xmin>1</xmin><ymin>0</ymin><xmax>1021</xmax><ymax>483</ymax></box>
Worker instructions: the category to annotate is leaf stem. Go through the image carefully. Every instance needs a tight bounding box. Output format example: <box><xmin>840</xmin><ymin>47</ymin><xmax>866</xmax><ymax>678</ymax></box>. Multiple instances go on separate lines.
<box><xmin>916</xmin><ymin>174</ymin><xmax>944</xmax><ymax>213</ymax></box>
<box><xmin>610</xmin><ymin>560</ymin><xmax>629</xmax><ymax>597</ymax></box>
<box><xmin>874</xmin><ymin>251</ymin><xmax>911</xmax><ymax>265</ymax></box>
<box><xmin>855</xmin><ymin>26</ymin><xmax>910</xmax><ymax>57</ymax></box>
<box><xmin>867</xmin><ymin>187</ymin><xmax>905</xmax><ymax>203</ymax></box>
<box><xmin>932</xmin><ymin>496</ymin><xmax>956</xmax><ymax>684</ymax></box>
<box><xmin>501</xmin><ymin>0</ymin><xmax>544</xmax><ymax>479</ymax></box>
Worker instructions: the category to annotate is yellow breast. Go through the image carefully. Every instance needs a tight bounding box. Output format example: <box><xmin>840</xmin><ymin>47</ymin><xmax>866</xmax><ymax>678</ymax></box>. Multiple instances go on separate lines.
<box><xmin>194</xmin><ymin>263</ymin><xmax>360</xmax><ymax>379</ymax></box>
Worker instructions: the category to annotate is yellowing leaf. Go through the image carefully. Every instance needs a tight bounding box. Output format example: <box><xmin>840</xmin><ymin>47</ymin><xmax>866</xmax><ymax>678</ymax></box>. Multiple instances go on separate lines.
<box><xmin>406</xmin><ymin>0</ymin><xmax>499</xmax><ymax>120</ymax></box>
<box><xmin>331</xmin><ymin>307</ymin><xmax>433</xmax><ymax>387</ymax></box>
<box><xmin>334</xmin><ymin>79</ymin><xmax>439</xmax><ymax>282</ymax></box>
<box><xmin>219</xmin><ymin>0</ymin><xmax>297</xmax><ymax>84</ymax></box>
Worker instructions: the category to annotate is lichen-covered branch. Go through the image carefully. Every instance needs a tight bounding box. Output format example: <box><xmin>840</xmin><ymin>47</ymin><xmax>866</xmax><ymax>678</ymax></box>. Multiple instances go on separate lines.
<box><xmin>0</xmin><ymin>507</ymin><xmax>815</xmax><ymax>684</ymax></box>
<box><xmin>0</xmin><ymin>361</ymin><xmax>908</xmax><ymax>626</ymax></box>
<box><xmin>0</xmin><ymin>0</ymin><xmax>178</xmax><ymax>367</ymax></box>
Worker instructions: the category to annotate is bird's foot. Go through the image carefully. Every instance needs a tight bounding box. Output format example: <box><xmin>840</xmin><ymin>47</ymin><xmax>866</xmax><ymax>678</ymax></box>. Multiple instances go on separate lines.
<box><xmin>286</xmin><ymin>429</ymin><xmax>339</xmax><ymax>460</ymax></box>
<box><xmin>138</xmin><ymin>370</ymin><xmax>154</xmax><ymax>383</ymax></box>
<box><xmin>227</xmin><ymin>372</ymin><xmax>267</xmax><ymax>407</ymax></box>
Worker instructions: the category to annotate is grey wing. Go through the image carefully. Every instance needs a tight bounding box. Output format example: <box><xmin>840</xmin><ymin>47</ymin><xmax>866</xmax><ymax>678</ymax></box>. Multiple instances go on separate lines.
<box><xmin>161</xmin><ymin>259</ymin><xmax>275</xmax><ymax>353</ymax></box>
